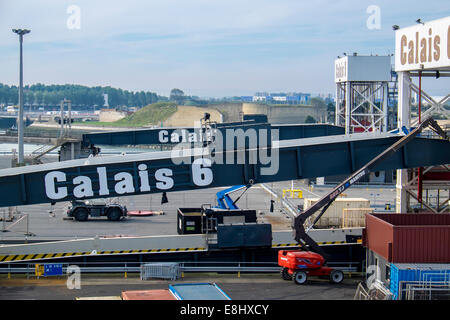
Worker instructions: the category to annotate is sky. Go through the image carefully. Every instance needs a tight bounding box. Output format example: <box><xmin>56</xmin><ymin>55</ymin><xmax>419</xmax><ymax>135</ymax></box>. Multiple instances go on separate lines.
<box><xmin>0</xmin><ymin>0</ymin><xmax>449</xmax><ymax>98</ymax></box>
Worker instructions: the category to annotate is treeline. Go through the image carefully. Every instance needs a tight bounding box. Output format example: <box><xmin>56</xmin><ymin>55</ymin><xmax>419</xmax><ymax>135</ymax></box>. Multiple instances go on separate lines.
<box><xmin>0</xmin><ymin>83</ymin><xmax>166</xmax><ymax>109</ymax></box>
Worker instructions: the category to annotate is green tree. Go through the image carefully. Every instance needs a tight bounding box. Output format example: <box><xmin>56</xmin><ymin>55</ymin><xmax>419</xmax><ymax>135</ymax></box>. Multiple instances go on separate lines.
<box><xmin>305</xmin><ymin>116</ymin><xmax>317</xmax><ymax>123</ymax></box>
<box><xmin>0</xmin><ymin>82</ymin><xmax>164</xmax><ymax>109</ymax></box>
<box><xmin>169</xmin><ymin>88</ymin><xmax>185</xmax><ymax>104</ymax></box>
<box><xmin>310</xmin><ymin>97</ymin><xmax>326</xmax><ymax>109</ymax></box>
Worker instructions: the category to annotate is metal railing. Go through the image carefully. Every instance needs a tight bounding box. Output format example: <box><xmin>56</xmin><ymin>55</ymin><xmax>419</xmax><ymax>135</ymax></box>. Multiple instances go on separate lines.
<box><xmin>354</xmin><ymin>280</ymin><xmax>393</xmax><ymax>300</ymax></box>
<box><xmin>404</xmin><ymin>282</ymin><xmax>450</xmax><ymax>300</ymax></box>
<box><xmin>398</xmin><ymin>270</ymin><xmax>450</xmax><ymax>300</ymax></box>
<box><xmin>353</xmin><ymin>282</ymin><xmax>370</xmax><ymax>300</ymax></box>
<box><xmin>141</xmin><ymin>262</ymin><xmax>181</xmax><ymax>280</ymax></box>
<box><xmin>180</xmin><ymin>261</ymin><xmax>280</xmax><ymax>273</ymax></box>
<box><xmin>0</xmin><ymin>260</ymin><xmax>360</xmax><ymax>278</ymax></box>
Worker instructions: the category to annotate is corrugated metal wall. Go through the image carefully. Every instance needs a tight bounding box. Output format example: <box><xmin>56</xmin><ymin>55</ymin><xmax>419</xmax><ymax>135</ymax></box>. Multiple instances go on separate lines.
<box><xmin>393</xmin><ymin>226</ymin><xmax>450</xmax><ymax>263</ymax></box>
<box><xmin>371</xmin><ymin>213</ymin><xmax>450</xmax><ymax>226</ymax></box>
<box><xmin>365</xmin><ymin>214</ymin><xmax>394</xmax><ymax>261</ymax></box>
<box><xmin>364</xmin><ymin>213</ymin><xmax>450</xmax><ymax>264</ymax></box>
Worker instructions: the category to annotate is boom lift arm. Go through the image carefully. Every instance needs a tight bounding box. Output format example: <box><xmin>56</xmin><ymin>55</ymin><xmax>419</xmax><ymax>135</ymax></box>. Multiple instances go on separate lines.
<box><xmin>215</xmin><ymin>185</ymin><xmax>252</xmax><ymax>210</ymax></box>
<box><xmin>293</xmin><ymin>117</ymin><xmax>449</xmax><ymax>257</ymax></box>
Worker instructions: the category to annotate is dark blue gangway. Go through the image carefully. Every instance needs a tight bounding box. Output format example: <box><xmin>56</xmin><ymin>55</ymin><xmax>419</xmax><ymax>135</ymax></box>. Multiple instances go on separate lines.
<box><xmin>81</xmin><ymin>123</ymin><xmax>344</xmax><ymax>147</ymax></box>
<box><xmin>0</xmin><ymin>130</ymin><xmax>448</xmax><ymax>208</ymax></box>
<box><xmin>169</xmin><ymin>283</ymin><xmax>231</xmax><ymax>300</ymax></box>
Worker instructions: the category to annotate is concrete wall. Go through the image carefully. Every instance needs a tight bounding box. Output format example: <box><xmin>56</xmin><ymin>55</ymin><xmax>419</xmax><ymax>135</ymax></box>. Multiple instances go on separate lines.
<box><xmin>243</xmin><ymin>103</ymin><xmax>327</xmax><ymax>124</ymax></box>
<box><xmin>205</xmin><ymin>103</ymin><xmax>327</xmax><ymax>124</ymax></box>
<box><xmin>204</xmin><ymin>103</ymin><xmax>244</xmax><ymax>122</ymax></box>
<box><xmin>99</xmin><ymin>109</ymin><xmax>128</xmax><ymax>122</ymax></box>
<box><xmin>162</xmin><ymin>106</ymin><xmax>223</xmax><ymax>127</ymax></box>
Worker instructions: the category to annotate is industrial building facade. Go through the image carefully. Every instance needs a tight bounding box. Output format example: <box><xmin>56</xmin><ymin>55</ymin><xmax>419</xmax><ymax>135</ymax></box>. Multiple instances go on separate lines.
<box><xmin>363</xmin><ymin>213</ymin><xmax>450</xmax><ymax>299</ymax></box>
<box><xmin>241</xmin><ymin>92</ymin><xmax>311</xmax><ymax>105</ymax></box>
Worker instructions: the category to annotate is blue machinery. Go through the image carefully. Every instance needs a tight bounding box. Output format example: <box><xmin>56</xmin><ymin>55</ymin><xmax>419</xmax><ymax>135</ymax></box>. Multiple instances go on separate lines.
<box><xmin>214</xmin><ymin>185</ymin><xmax>251</xmax><ymax>210</ymax></box>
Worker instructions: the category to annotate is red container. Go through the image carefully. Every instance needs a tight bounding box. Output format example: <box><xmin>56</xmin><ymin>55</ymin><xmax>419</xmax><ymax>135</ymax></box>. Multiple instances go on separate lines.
<box><xmin>364</xmin><ymin>213</ymin><xmax>450</xmax><ymax>263</ymax></box>
<box><xmin>121</xmin><ymin>289</ymin><xmax>176</xmax><ymax>300</ymax></box>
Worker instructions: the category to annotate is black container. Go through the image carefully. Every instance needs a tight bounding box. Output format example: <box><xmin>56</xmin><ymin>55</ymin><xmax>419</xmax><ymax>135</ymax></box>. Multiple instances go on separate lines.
<box><xmin>217</xmin><ymin>223</ymin><xmax>272</xmax><ymax>248</ymax></box>
<box><xmin>177</xmin><ymin>208</ymin><xmax>203</xmax><ymax>235</ymax></box>
<box><xmin>203</xmin><ymin>209</ymin><xmax>257</xmax><ymax>224</ymax></box>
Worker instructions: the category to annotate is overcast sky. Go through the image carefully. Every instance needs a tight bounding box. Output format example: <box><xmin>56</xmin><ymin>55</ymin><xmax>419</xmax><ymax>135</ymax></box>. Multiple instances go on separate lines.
<box><xmin>1</xmin><ymin>0</ymin><xmax>449</xmax><ymax>97</ymax></box>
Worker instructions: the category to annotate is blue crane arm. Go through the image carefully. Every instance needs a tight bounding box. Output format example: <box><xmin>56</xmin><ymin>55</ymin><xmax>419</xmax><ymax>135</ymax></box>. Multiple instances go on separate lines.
<box><xmin>215</xmin><ymin>185</ymin><xmax>250</xmax><ymax>210</ymax></box>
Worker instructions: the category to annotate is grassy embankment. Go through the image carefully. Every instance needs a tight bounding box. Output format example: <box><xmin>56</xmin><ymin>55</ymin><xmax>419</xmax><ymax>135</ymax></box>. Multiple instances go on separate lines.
<box><xmin>78</xmin><ymin>102</ymin><xmax>178</xmax><ymax>128</ymax></box>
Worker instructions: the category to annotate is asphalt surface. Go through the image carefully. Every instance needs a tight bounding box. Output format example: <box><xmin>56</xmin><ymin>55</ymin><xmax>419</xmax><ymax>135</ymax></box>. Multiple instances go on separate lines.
<box><xmin>1</xmin><ymin>184</ymin><xmax>283</xmax><ymax>241</ymax></box>
<box><xmin>0</xmin><ymin>273</ymin><xmax>362</xmax><ymax>300</ymax></box>
<box><xmin>0</xmin><ymin>180</ymin><xmax>397</xmax><ymax>242</ymax></box>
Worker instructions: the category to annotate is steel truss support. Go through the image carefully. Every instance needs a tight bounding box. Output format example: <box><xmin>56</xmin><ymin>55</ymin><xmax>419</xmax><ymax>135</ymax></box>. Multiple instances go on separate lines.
<box><xmin>402</xmin><ymin>164</ymin><xmax>450</xmax><ymax>213</ymax></box>
<box><xmin>336</xmin><ymin>81</ymin><xmax>389</xmax><ymax>134</ymax></box>
<box><xmin>396</xmin><ymin>70</ymin><xmax>450</xmax><ymax>213</ymax></box>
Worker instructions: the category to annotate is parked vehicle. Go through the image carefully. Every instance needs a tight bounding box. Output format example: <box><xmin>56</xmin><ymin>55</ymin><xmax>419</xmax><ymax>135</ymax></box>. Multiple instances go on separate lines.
<box><xmin>67</xmin><ymin>199</ymin><xmax>127</xmax><ymax>221</ymax></box>
<box><xmin>278</xmin><ymin>250</ymin><xmax>344</xmax><ymax>285</ymax></box>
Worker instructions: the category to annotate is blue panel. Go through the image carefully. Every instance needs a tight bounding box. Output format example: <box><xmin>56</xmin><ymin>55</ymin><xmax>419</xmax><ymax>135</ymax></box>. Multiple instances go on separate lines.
<box><xmin>168</xmin><ymin>283</ymin><xmax>231</xmax><ymax>300</ymax></box>
<box><xmin>390</xmin><ymin>264</ymin><xmax>450</xmax><ymax>300</ymax></box>
<box><xmin>240</xmin><ymin>96</ymin><xmax>253</xmax><ymax>102</ymax></box>
<box><xmin>44</xmin><ymin>263</ymin><xmax>63</xmax><ymax>276</ymax></box>
<box><xmin>274</xmin><ymin>124</ymin><xmax>344</xmax><ymax>140</ymax></box>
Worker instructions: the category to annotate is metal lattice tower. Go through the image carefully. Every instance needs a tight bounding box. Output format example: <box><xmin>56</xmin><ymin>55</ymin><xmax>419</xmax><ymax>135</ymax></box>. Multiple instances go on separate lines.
<box><xmin>335</xmin><ymin>54</ymin><xmax>393</xmax><ymax>134</ymax></box>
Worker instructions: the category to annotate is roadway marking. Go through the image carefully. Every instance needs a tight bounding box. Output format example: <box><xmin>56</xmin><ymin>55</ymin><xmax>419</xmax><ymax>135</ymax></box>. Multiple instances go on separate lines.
<box><xmin>0</xmin><ymin>239</ymin><xmax>362</xmax><ymax>263</ymax></box>
<box><xmin>272</xmin><ymin>239</ymin><xmax>362</xmax><ymax>248</ymax></box>
<box><xmin>0</xmin><ymin>247</ymin><xmax>208</xmax><ymax>263</ymax></box>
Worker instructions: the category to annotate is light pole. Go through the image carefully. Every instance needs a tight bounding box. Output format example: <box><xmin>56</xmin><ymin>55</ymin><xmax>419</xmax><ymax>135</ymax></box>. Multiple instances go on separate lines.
<box><xmin>12</xmin><ymin>28</ymin><xmax>31</xmax><ymax>166</ymax></box>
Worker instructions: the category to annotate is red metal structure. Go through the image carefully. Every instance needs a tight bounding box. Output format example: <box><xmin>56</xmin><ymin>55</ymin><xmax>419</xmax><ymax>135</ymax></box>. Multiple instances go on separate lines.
<box><xmin>278</xmin><ymin>250</ymin><xmax>344</xmax><ymax>285</ymax></box>
<box><xmin>417</xmin><ymin>70</ymin><xmax>423</xmax><ymax>204</ymax></box>
<box><xmin>363</xmin><ymin>213</ymin><xmax>450</xmax><ymax>263</ymax></box>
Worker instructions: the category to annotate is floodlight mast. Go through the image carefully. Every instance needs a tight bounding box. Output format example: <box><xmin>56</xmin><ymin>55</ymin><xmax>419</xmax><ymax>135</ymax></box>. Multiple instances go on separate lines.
<box><xmin>12</xmin><ymin>29</ymin><xmax>31</xmax><ymax>165</ymax></box>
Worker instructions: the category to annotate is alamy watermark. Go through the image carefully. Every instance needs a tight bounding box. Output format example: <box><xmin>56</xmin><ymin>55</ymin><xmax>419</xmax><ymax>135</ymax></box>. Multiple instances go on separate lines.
<box><xmin>67</xmin><ymin>5</ymin><xmax>81</xmax><ymax>30</ymax></box>
<box><xmin>366</xmin><ymin>264</ymin><xmax>381</xmax><ymax>288</ymax></box>
<box><xmin>169</xmin><ymin>121</ymin><xmax>280</xmax><ymax>177</ymax></box>
<box><xmin>66</xmin><ymin>265</ymin><xmax>81</xmax><ymax>290</ymax></box>
<box><xmin>366</xmin><ymin>5</ymin><xmax>381</xmax><ymax>30</ymax></box>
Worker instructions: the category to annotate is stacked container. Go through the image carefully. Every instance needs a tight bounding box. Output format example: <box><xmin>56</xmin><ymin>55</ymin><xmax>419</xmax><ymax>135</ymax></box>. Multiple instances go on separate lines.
<box><xmin>363</xmin><ymin>213</ymin><xmax>450</xmax><ymax>299</ymax></box>
<box><xmin>389</xmin><ymin>263</ymin><xmax>450</xmax><ymax>300</ymax></box>
<box><xmin>304</xmin><ymin>197</ymin><xmax>371</xmax><ymax>228</ymax></box>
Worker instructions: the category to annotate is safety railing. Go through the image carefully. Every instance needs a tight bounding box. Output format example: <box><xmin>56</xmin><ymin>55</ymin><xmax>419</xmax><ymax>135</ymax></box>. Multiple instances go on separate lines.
<box><xmin>141</xmin><ymin>262</ymin><xmax>181</xmax><ymax>280</ymax></box>
<box><xmin>398</xmin><ymin>270</ymin><xmax>450</xmax><ymax>300</ymax></box>
<box><xmin>354</xmin><ymin>280</ymin><xmax>393</xmax><ymax>300</ymax></box>
<box><xmin>353</xmin><ymin>282</ymin><xmax>370</xmax><ymax>300</ymax></box>
<box><xmin>399</xmin><ymin>280</ymin><xmax>450</xmax><ymax>300</ymax></box>
<box><xmin>0</xmin><ymin>260</ymin><xmax>360</xmax><ymax>278</ymax></box>
<box><xmin>404</xmin><ymin>282</ymin><xmax>450</xmax><ymax>300</ymax></box>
